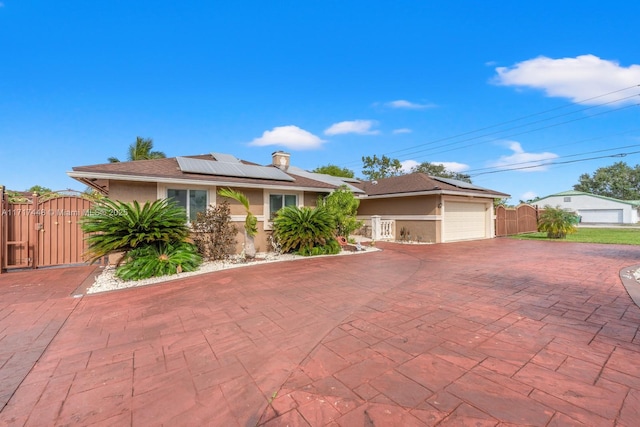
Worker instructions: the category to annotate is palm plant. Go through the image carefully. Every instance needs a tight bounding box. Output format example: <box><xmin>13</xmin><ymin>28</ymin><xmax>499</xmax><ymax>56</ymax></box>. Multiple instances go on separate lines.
<box><xmin>272</xmin><ymin>205</ymin><xmax>337</xmax><ymax>255</ymax></box>
<box><xmin>217</xmin><ymin>188</ymin><xmax>258</xmax><ymax>259</ymax></box>
<box><xmin>108</xmin><ymin>136</ymin><xmax>166</xmax><ymax>163</ymax></box>
<box><xmin>537</xmin><ymin>205</ymin><xmax>578</xmax><ymax>239</ymax></box>
<box><xmin>115</xmin><ymin>241</ymin><xmax>202</xmax><ymax>280</ymax></box>
<box><xmin>81</xmin><ymin>198</ymin><xmax>189</xmax><ymax>263</ymax></box>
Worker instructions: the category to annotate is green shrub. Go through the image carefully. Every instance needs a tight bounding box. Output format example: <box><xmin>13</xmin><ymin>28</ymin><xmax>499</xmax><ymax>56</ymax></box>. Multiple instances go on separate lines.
<box><xmin>317</xmin><ymin>185</ymin><xmax>363</xmax><ymax>238</ymax></box>
<box><xmin>272</xmin><ymin>206</ymin><xmax>335</xmax><ymax>254</ymax></box>
<box><xmin>538</xmin><ymin>205</ymin><xmax>578</xmax><ymax>239</ymax></box>
<box><xmin>115</xmin><ymin>241</ymin><xmax>202</xmax><ymax>281</ymax></box>
<box><xmin>191</xmin><ymin>200</ymin><xmax>237</xmax><ymax>260</ymax></box>
<box><xmin>297</xmin><ymin>238</ymin><xmax>341</xmax><ymax>256</ymax></box>
<box><xmin>81</xmin><ymin>198</ymin><xmax>189</xmax><ymax>263</ymax></box>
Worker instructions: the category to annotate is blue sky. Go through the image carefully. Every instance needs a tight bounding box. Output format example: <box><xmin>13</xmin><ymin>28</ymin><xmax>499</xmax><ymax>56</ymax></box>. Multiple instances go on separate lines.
<box><xmin>1</xmin><ymin>1</ymin><xmax>639</xmax><ymax>203</ymax></box>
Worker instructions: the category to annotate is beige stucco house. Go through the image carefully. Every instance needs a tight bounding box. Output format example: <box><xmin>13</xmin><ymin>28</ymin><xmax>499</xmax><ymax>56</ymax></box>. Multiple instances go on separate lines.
<box><xmin>68</xmin><ymin>151</ymin><xmax>508</xmax><ymax>251</ymax></box>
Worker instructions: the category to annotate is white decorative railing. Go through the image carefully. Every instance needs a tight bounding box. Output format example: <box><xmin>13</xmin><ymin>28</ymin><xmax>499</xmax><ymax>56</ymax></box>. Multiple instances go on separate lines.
<box><xmin>371</xmin><ymin>215</ymin><xmax>394</xmax><ymax>241</ymax></box>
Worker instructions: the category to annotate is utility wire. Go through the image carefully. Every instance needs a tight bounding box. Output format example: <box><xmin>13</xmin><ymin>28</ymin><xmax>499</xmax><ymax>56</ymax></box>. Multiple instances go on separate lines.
<box><xmin>470</xmin><ymin>150</ymin><xmax>640</xmax><ymax>176</ymax></box>
<box><xmin>340</xmin><ymin>84</ymin><xmax>640</xmax><ymax>168</ymax></box>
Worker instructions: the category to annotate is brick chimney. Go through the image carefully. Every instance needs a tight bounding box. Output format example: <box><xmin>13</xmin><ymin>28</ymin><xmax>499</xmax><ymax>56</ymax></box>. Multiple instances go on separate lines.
<box><xmin>272</xmin><ymin>151</ymin><xmax>290</xmax><ymax>170</ymax></box>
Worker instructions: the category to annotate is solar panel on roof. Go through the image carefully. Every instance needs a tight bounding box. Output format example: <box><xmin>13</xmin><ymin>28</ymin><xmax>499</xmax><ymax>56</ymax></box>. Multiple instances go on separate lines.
<box><xmin>211</xmin><ymin>152</ymin><xmax>241</xmax><ymax>163</ymax></box>
<box><xmin>431</xmin><ymin>176</ymin><xmax>490</xmax><ymax>191</ymax></box>
<box><xmin>176</xmin><ymin>157</ymin><xmax>295</xmax><ymax>181</ymax></box>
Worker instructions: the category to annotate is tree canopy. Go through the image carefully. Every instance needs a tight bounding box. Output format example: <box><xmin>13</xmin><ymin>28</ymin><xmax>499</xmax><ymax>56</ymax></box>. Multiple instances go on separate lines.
<box><xmin>573</xmin><ymin>161</ymin><xmax>640</xmax><ymax>200</ymax></box>
<box><xmin>108</xmin><ymin>136</ymin><xmax>166</xmax><ymax>163</ymax></box>
<box><xmin>361</xmin><ymin>155</ymin><xmax>403</xmax><ymax>180</ymax></box>
<box><xmin>409</xmin><ymin>162</ymin><xmax>472</xmax><ymax>183</ymax></box>
<box><xmin>361</xmin><ymin>155</ymin><xmax>473</xmax><ymax>183</ymax></box>
<box><xmin>312</xmin><ymin>164</ymin><xmax>355</xmax><ymax>178</ymax></box>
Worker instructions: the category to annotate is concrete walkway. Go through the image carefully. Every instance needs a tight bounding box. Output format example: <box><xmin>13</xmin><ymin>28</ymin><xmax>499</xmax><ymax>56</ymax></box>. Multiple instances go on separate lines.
<box><xmin>1</xmin><ymin>239</ymin><xmax>640</xmax><ymax>426</ymax></box>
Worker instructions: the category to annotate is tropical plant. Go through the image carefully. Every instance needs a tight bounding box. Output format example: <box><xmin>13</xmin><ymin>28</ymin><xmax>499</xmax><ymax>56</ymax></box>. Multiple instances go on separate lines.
<box><xmin>317</xmin><ymin>185</ymin><xmax>363</xmax><ymax>238</ymax></box>
<box><xmin>217</xmin><ymin>188</ymin><xmax>258</xmax><ymax>258</ymax></box>
<box><xmin>537</xmin><ymin>205</ymin><xmax>578</xmax><ymax>239</ymax></box>
<box><xmin>108</xmin><ymin>136</ymin><xmax>166</xmax><ymax>163</ymax></box>
<box><xmin>115</xmin><ymin>241</ymin><xmax>202</xmax><ymax>281</ymax></box>
<box><xmin>81</xmin><ymin>198</ymin><xmax>189</xmax><ymax>264</ymax></box>
<box><xmin>191</xmin><ymin>200</ymin><xmax>237</xmax><ymax>260</ymax></box>
<box><xmin>272</xmin><ymin>205</ymin><xmax>336</xmax><ymax>255</ymax></box>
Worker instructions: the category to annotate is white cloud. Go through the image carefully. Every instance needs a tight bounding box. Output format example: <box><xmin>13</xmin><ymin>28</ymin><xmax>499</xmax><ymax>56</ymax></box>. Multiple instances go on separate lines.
<box><xmin>400</xmin><ymin>160</ymin><xmax>419</xmax><ymax>173</ymax></box>
<box><xmin>393</xmin><ymin>128</ymin><xmax>412</xmax><ymax>134</ymax></box>
<box><xmin>248</xmin><ymin>125</ymin><xmax>325</xmax><ymax>150</ymax></box>
<box><xmin>494</xmin><ymin>54</ymin><xmax>640</xmax><ymax>105</ymax></box>
<box><xmin>488</xmin><ymin>141</ymin><xmax>558</xmax><ymax>172</ymax></box>
<box><xmin>386</xmin><ymin>100</ymin><xmax>435</xmax><ymax>109</ymax></box>
<box><xmin>324</xmin><ymin>120</ymin><xmax>379</xmax><ymax>136</ymax></box>
<box><xmin>520</xmin><ymin>191</ymin><xmax>538</xmax><ymax>201</ymax></box>
<box><xmin>433</xmin><ymin>161</ymin><xmax>470</xmax><ymax>173</ymax></box>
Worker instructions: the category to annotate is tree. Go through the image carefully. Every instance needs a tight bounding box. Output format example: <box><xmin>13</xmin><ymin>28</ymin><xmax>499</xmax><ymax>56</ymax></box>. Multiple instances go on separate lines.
<box><xmin>312</xmin><ymin>164</ymin><xmax>355</xmax><ymax>178</ymax></box>
<box><xmin>318</xmin><ymin>185</ymin><xmax>363</xmax><ymax>238</ymax></box>
<box><xmin>27</xmin><ymin>185</ymin><xmax>53</xmax><ymax>194</ymax></box>
<box><xmin>410</xmin><ymin>162</ymin><xmax>472</xmax><ymax>183</ymax></box>
<box><xmin>217</xmin><ymin>188</ymin><xmax>258</xmax><ymax>259</ymax></box>
<box><xmin>361</xmin><ymin>155</ymin><xmax>403</xmax><ymax>180</ymax></box>
<box><xmin>573</xmin><ymin>162</ymin><xmax>640</xmax><ymax>200</ymax></box>
<box><xmin>108</xmin><ymin>136</ymin><xmax>166</xmax><ymax>163</ymax></box>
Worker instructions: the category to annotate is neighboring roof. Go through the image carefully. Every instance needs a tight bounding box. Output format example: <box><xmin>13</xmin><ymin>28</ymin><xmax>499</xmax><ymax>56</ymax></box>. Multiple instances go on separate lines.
<box><xmin>353</xmin><ymin>173</ymin><xmax>509</xmax><ymax>198</ymax></box>
<box><xmin>537</xmin><ymin>190</ymin><xmax>640</xmax><ymax>207</ymax></box>
<box><xmin>286</xmin><ymin>166</ymin><xmax>365</xmax><ymax>194</ymax></box>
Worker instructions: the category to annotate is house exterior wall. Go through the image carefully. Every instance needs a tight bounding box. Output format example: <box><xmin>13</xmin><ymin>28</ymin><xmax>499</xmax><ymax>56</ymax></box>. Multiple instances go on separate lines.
<box><xmin>358</xmin><ymin>195</ymin><xmax>442</xmax><ymax>242</ymax></box>
<box><xmin>358</xmin><ymin>195</ymin><xmax>439</xmax><ymax>216</ymax></box>
<box><xmin>109</xmin><ymin>181</ymin><xmax>158</xmax><ymax>203</ymax></box>
<box><xmin>536</xmin><ymin>194</ymin><xmax>637</xmax><ymax>224</ymax></box>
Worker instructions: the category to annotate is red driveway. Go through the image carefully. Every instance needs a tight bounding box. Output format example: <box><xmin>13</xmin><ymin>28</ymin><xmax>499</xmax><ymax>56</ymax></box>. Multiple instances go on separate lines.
<box><xmin>1</xmin><ymin>239</ymin><xmax>640</xmax><ymax>426</ymax></box>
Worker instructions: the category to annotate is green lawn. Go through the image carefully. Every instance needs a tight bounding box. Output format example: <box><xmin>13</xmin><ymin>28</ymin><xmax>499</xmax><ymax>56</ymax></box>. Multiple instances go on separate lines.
<box><xmin>511</xmin><ymin>227</ymin><xmax>640</xmax><ymax>245</ymax></box>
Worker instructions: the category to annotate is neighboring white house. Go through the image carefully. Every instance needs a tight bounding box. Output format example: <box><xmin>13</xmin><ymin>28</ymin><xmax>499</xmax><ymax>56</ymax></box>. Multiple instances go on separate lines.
<box><xmin>535</xmin><ymin>190</ymin><xmax>640</xmax><ymax>224</ymax></box>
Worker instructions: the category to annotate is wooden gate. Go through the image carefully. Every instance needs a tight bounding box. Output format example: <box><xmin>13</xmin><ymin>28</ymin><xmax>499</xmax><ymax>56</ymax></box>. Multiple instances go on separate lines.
<box><xmin>0</xmin><ymin>188</ymin><xmax>94</xmax><ymax>273</ymax></box>
<box><xmin>495</xmin><ymin>204</ymin><xmax>540</xmax><ymax>237</ymax></box>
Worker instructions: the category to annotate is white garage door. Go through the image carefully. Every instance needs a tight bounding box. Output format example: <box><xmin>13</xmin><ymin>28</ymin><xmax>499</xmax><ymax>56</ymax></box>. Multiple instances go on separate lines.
<box><xmin>444</xmin><ymin>201</ymin><xmax>487</xmax><ymax>242</ymax></box>
<box><xmin>579</xmin><ymin>209</ymin><xmax>623</xmax><ymax>223</ymax></box>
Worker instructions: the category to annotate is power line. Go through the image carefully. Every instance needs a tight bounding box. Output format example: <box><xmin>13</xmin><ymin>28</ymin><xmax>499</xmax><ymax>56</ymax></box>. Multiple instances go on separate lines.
<box><xmin>470</xmin><ymin>150</ymin><xmax>640</xmax><ymax>176</ymax></box>
<box><xmin>340</xmin><ymin>84</ymin><xmax>640</xmax><ymax>168</ymax></box>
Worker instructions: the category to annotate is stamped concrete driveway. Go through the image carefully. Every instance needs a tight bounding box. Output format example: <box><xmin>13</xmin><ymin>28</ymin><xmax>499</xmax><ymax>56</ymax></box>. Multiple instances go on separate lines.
<box><xmin>1</xmin><ymin>239</ymin><xmax>640</xmax><ymax>426</ymax></box>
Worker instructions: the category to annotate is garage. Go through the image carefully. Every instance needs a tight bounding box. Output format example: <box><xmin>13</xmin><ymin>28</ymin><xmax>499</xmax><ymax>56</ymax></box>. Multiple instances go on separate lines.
<box><xmin>443</xmin><ymin>201</ymin><xmax>489</xmax><ymax>242</ymax></box>
<box><xmin>578</xmin><ymin>209</ymin><xmax>623</xmax><ymax>224</ymax></box>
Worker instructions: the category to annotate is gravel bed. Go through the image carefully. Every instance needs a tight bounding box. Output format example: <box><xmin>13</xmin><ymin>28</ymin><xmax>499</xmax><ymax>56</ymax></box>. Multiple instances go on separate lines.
<box><xmin>87</xmin><ymin>246</ymin><xmax>378</xmax><ymax>294</ymax></box>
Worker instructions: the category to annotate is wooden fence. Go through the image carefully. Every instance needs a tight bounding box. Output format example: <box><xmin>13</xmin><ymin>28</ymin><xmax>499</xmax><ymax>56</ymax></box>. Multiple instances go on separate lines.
<box><xmin>0</xmin><ymin>187</ymin><xmax>95</xmax><ymax>273</ymax></box>
<box><xmin>495</xmin><ymin>204</ymin><xmax>540</xmax><ymax>237</ymax></box>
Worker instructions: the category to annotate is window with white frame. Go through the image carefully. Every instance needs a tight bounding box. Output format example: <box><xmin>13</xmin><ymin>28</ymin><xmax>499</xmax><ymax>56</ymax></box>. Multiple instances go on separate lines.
<box><xmin>167</xmin><ymin>189</ymin><xmax>208</xmax><ymax>222</ymax></box>
<box><xmin>564</xmin><ymin>197</ymin><xmax>571</xmax><ymax>202</ymax></box>
<box><xmin>269</xmin><ymin>194</ymin><xmax>297</xmax><ymax>218</ymax></box>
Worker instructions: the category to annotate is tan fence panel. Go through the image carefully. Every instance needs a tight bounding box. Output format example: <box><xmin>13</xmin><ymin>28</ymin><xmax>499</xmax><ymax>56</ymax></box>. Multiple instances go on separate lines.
<box><xmin>1</xmin><ymin>189</ymin><xmax>94</xmax><ymax>272</ymax></box>
<box><xmin>36</xmin><ymin>196</ymin><xmax>93</xmax><ymax>267</ymax></box>
<box><xmin>495</xmin><ymin>204</ymin><xmax>539</xmax><ymax>237</ymax></box>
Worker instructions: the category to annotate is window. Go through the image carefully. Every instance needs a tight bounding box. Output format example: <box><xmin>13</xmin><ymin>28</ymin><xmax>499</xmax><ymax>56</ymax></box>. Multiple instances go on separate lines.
<box><xmin>564</xmin><ymin>197</ymin><xmax>571</xmax><ymax>202</ymax></box>
<box><xmin>269</xmin><ymin>194</ymin><xmax>297</xmax><ymax>218</ymax></box>
<box><xmin>167</xmin><ymin>189</ymin><xmax>207</xmax><ymax>222</ymax></box>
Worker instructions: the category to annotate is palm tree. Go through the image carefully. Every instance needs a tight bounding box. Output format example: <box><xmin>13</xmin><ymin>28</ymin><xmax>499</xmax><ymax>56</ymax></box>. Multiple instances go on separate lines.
<box><xmin>108</xmin><ymin>137</ymin><xmax>166</xmax><ymax>163</ymax></box>
<box><xmin>217</xmin><ymin>188</ymin><xmax>258</xmax><ymax>259</ymax></box>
